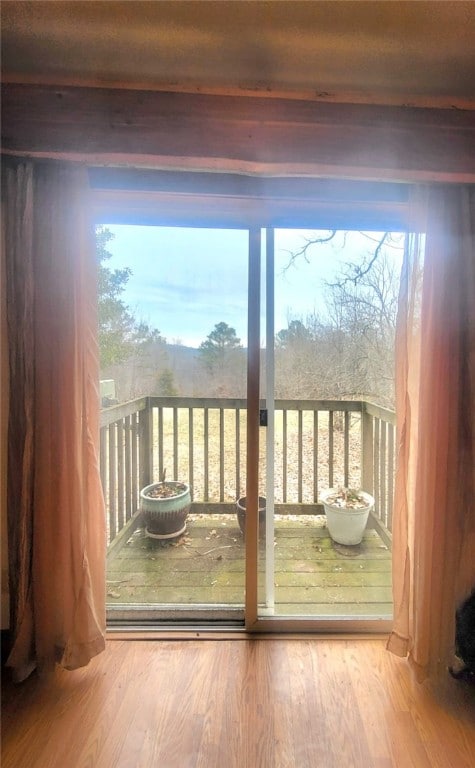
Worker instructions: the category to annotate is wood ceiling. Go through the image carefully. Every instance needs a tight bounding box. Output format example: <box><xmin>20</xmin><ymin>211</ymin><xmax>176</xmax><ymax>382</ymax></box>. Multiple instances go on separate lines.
<box><xmin>2</xmin><ymin>1</ymin><xmax>475</xmax><ymax>105</ymax></box>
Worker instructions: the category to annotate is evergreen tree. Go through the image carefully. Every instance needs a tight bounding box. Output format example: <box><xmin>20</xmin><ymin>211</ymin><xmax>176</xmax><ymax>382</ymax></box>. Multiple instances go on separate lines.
<box><xmin>198</xmin><ymin>322</ymin><xmax>242</xmax><ymax>372</ymax></box>
<box><xmin>156</xmin><ymin>368</ymin><xmax>178</xmax><ymax>396</ymax></box>
<box><xmin>96</xmin><ymin>226</ymin><xmax>162</xmax><ymax>368</ymax></box>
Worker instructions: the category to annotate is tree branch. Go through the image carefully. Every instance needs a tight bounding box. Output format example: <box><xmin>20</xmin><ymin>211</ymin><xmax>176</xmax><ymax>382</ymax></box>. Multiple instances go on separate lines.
<box><xmin>326</xmin><ymin>232</ymin><xmax>390</xmax><ymax>289</ymax></box>
<box><xmin>283</xmin><ymin>230</ymin><xmax>337</xmax><ymax>270</ymax></box>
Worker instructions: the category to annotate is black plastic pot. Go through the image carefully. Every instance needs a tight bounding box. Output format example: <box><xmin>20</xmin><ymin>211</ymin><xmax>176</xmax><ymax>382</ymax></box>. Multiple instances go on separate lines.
<box><xmin>236</xmin><ymin>496</ymin><xmax>266</xmax><ymax>537</ymax></box>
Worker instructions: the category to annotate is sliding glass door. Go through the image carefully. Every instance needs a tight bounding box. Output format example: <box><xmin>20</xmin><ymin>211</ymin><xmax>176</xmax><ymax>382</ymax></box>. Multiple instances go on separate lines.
<box><xmin>251</xmin><ymin>228</ymin><xmax>398</xmax><ymax>629</ymax></box>
<box><xmin>98</xmin><ymin>197</ymin><xmax>401</xmax><ymax>631</ymax></box>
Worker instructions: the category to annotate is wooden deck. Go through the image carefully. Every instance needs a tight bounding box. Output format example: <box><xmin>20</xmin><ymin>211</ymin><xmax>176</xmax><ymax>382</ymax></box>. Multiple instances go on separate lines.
<box><xmin>107</xmin><ymin>512</ymin><xmax>392</xmax><ymax>618</ymax></box>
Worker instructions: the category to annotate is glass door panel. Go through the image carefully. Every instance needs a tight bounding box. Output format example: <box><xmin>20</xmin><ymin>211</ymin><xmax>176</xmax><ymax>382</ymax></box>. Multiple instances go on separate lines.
<box><xmin>99</xmin><ymin>225</ymin><xmax>249</xmax><ymax>621</ymax></box>
<box><xmin>257</xmin><ymin>228</ymin><xmax>399</xmax><ymax>622</ymax></box>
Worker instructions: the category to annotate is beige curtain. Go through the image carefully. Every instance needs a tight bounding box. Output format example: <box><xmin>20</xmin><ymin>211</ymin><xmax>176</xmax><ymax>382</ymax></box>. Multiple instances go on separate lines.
<box><xmin>388</xmin><ymin>185</ymin><xmax>475</xmax><ymax>681</ymax></box>
<box><xmin>4</xmin><ymin>159</ymin><xmax>106</xmax><ymax>680</ymax></box>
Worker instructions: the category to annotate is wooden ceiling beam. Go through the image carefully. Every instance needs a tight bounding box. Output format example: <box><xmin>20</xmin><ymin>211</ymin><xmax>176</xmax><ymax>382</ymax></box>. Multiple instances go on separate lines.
<box><xmin>2</xmin><ymin>83</ymin><xmax>475</xmax><ymax>182</ymax></box>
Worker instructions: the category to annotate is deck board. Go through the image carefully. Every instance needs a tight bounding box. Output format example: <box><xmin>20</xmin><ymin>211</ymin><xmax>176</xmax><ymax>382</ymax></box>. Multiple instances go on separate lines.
<box><xmin>107</xmin><ymin>513</ymin><xmax>392</xmax><ymax>617</ymax></box>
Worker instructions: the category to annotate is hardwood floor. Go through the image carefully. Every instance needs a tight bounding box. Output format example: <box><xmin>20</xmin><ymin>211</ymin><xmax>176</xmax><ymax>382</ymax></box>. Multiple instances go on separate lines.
<box><xmin>2</xmin><ymin>639</ymin><xmax>474</xmax><ymax>768</ymax></box>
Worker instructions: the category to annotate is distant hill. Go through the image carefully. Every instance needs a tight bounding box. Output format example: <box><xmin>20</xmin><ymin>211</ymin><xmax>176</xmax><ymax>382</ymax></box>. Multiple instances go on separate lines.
<box><xmin>100</xmin><ymin>340</ymin><xmax>247</xmax><ymax>402</ymax></box>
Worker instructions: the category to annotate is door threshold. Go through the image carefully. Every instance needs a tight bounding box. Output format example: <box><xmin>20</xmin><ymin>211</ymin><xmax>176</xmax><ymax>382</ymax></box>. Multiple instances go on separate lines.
<box><xmin>107</xmin><ymin>626</ymin><xmax>391</xmax><ymax>641</ymax></box>
<box><xmin>107</xmin><ymin>603</ymin><xmax>245</xmax><ymax>624</ymax></box>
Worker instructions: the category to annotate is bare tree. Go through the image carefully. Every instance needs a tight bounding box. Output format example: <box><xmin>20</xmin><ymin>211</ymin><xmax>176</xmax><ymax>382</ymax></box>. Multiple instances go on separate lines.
<box><xmin>276</xmin><ymin>231</ymin><xmax>403</xmax><ymax>407</ymax></box>
<box><xmin>322</xmin><ymin>252</ymin><xmax>400</xmax><ymax>406</ymax></box>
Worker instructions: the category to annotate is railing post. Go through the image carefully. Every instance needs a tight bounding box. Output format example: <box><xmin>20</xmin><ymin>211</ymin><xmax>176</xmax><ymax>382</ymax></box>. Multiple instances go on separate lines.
<box><xmin>361</xmin><ymin>405</ymin><xmax>374</xmax><ymax>496</ymax></box>
<box><xmin>139</xmin><ymin>397</ymin><xmax>154</xmax><ymax>490</ymax></box>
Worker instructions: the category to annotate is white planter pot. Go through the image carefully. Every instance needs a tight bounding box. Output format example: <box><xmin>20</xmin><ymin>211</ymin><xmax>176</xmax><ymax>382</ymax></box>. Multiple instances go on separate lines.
<box><xmin>321</xmin><ymin>489</ymin><xmax>374</xmax><ymax>546</ymax></box>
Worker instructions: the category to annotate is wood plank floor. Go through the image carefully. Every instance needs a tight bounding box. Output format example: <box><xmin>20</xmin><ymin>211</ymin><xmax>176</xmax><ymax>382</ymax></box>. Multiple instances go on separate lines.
<box><xmin>107</xmin><ymin>514</ymin><xmax>392</xmax><ymax>617</ymax></box>
<box><xmin>2</xmin><ymin>639</ymin><xmax>474</xmax><ymax>768</ymax></box>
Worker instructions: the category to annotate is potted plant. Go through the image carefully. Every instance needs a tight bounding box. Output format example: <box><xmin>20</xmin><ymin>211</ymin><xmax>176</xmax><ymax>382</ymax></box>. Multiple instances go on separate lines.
<box><xmin>320</xmin><ymin>487</ymin><xmax>374</xmax><ymax>546</ymax></box>
<box><xmin>140</xmin><ymin>469</ymin><xmax>191</xmax><ymax>539</ymax></box>
<box><xmin>236</xmin><ymin>495</ymin><xmax>266</xmax><ymax>538</ymax></box>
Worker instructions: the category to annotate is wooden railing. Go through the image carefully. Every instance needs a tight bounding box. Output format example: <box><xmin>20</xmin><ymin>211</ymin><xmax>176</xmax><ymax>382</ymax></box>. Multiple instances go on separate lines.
<box><xmin>100</xmin><ymin>396</ymin><xmax>396</xmax><ymax>547</ymax></box>
<box><xmin>100</xmin><ymin>397</ymin><xmax>149</xmax><ymax>544</ymax></box>
<box><xmin>362</xmin><ymin>402</ymin><xmax>396</xmax><ymax>541</ymax></box>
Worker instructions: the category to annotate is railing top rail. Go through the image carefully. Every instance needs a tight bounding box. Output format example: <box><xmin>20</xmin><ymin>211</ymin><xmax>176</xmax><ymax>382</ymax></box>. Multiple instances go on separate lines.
<box><xmin>363</xmin><ymin>401</ymin><xmax>396</xmax><ymax>425</ymax></box>
<box><xmin>148</xmin><ymin>396</ymin><xmax>366</xmax><ymax>412</ymax></box>
<box><xmin>149</xmin><ymin>396</ymin><xmax>247</xmax><ymax>410</ymax></box>
<box><xmin>274</xmin><ymin>399</ymin><xmax>364</xmax><ymax>413</ymax></box>
<box><xmin>100</xmin><ymin>395</ymin><xmax>396</xmax><ymax>425</ymax></box>
<box><xmin>100</xmin><ymin>396</ymin><xmax>149</xmax><ymax>427</ymax></box>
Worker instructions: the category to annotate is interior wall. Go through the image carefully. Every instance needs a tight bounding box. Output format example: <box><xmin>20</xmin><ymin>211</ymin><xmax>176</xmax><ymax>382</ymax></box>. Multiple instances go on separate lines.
<box><xmin>1</xmin><ymin>203</ymin><xmax>9</xmax><ymax>629</ymax></box>
<box><xmin>2</xmin><ymin>1</ymin><xmax>475</xmax><ymax>102</ymax></box>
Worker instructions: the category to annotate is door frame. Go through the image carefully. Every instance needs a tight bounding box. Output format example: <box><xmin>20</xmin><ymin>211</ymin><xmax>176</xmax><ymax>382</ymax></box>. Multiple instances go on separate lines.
<box><xmin>94</xmin><ymin>172</ymin><xmax>412</xmax><ymax>634</ymax></box>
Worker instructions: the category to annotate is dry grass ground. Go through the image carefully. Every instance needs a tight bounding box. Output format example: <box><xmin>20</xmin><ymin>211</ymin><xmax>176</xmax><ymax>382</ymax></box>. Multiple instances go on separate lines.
<box><xmin>153</xmin><ymin>407</ymin><xmax>362</xmax><ymax>504</ymax></box>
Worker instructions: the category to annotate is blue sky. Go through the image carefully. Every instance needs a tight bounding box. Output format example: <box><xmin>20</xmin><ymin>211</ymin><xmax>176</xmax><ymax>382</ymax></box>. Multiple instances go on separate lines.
<box><xmin>103</xmin><ymin>225</ymin><xmax>403</xmax><ymax>347</ymax></box>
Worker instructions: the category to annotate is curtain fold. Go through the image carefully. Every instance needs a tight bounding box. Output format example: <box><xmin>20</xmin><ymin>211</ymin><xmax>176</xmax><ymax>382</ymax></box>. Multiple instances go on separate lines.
<box><xmin>388</xmin><ymin>185</ymin><xmax>475</xmax><ymax>681</ymax></box>
<box><xmin>4</xmin><ymin>159</ymin><xmax>106</xmax><ymax>680</ymax></box>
